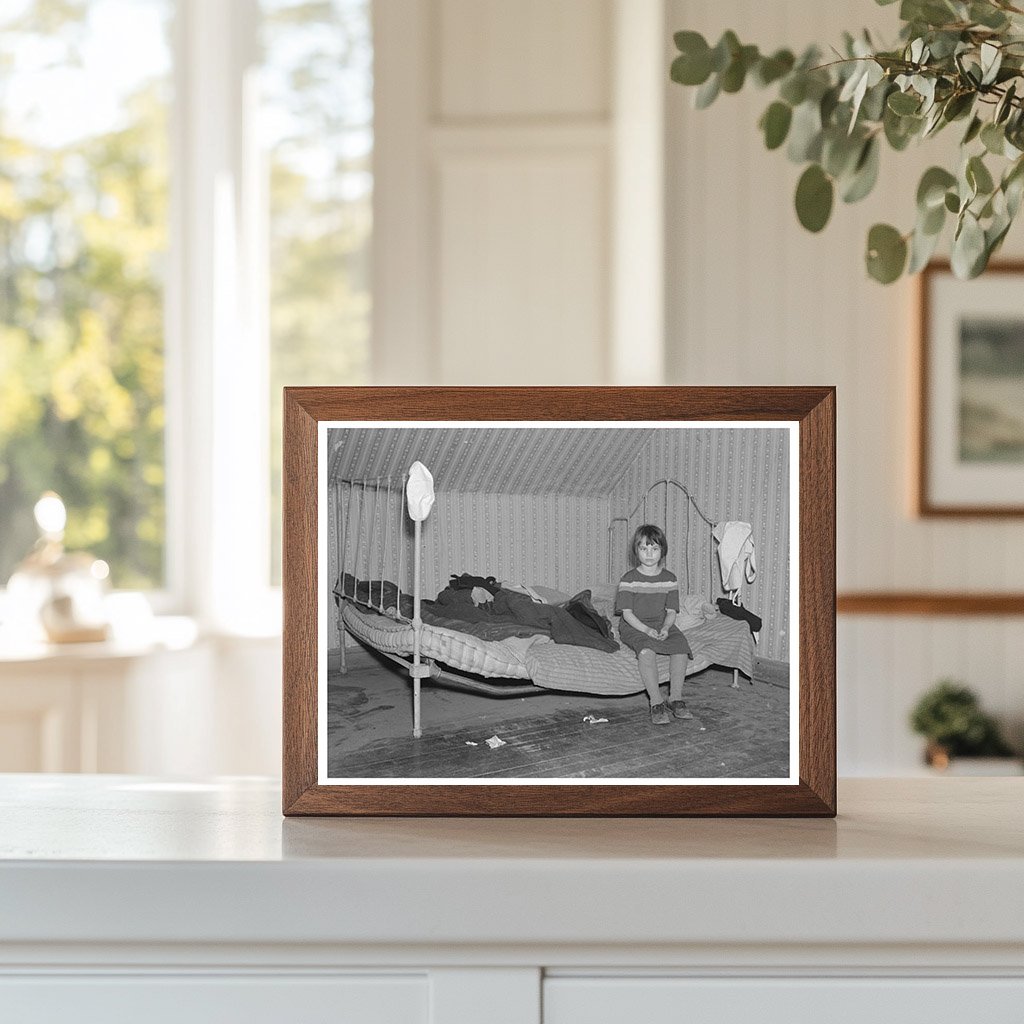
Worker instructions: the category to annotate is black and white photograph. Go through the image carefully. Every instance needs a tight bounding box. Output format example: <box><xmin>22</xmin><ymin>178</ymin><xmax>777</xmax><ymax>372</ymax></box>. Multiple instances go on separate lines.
<box><xmin>319</xmin><ymin>422</ymin><xmax>797</xmax><ymax>784</ymax></box>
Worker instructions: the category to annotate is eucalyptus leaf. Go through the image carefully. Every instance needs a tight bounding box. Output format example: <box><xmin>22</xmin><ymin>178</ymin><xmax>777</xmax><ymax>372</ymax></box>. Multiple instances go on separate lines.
<box><xmin>721</xmin><ymin>45</ymin><xmax>759</xmax><ymax>93</ymax></box>
<box><xmin>866</xmin><ymin>223</ymin><xmax>907</xmax><ymax>283</ymax></box>
<box><xmin>951</xmin><ymin>211</ymin><xmax>986</xmax><ymax>278</ymax></box>
<box><xmin>981</xmin><ymin>122</ymin><xmax>1005</xmax><ymax>155</ymax></box>
<box><xmin>754</xmin><ymin>49</ymin><xmax>795</xmax><ymax>87</ymax></box>
<box><xmin>1006</xmin><ymin>172</ymin><xmax>1024</xmax><ymax>218</ymax></box>
<box><xmin>888</xmin><ymin>90</ymin><xmax>921</xmax><ymax>115</ymax></box>
<box><xmin>820</xmin><ymin>85</ymin><xmax>841</xmax><ymax>126</ymax></box>
<box><xmin>1003</xmin><ymin>157</ymin><xmax>1024</xmax><ymax>216</ymax></box>
<box><xmin>694</xmin><ymin>73</ymin><xmax>721</xmax><ymax>109</ymax></box>
<box><xmin>970</xmin><ymin>2</ymin><xmax>1009</xmax><ymax>30</ymax></box>
<box><xmin>980</xmin><ymin>42</ymin><xmax>1002</xmax><ymax>86</ymax></box>
<box><xmin>967</xmin><ymin>154</ymin><xmax>995</xmax><ymax>196</ymax></box>
<box><xmin>787</xmin><ymin>101</ymin><xmax>824</xmax><ymax>162</ymax></box>
<box><xmin>917</xmin><ymin>166</ymin><xmax>957</xmax><ymax>210</ymax></box>
<box><xmin>760</xmin><ymin>102</ymin><xmax>793</xmax><ymax>150</ymax></box>
<box><xmin>822</xmin><ymin>129</ymin><xmax>863</xmax><ymax>178</ymax></box>
<box><xmin>671</xmin><ymin>42</ymin><xmax>712</xmax><ymax>87</ymax></box>
<box><xmin>710</xmin><ymin>31</ymin><xmax>740</xmax><ymax>73</ymax></box>
<box><xmin>922</xmin><ymin>103</ymin><xmax>946</xmax><ymax>137</ymax></box>
<box><xmin>842</xmin><ymin>137</ymin><xmax>881</xmax><ymax>203</ymax></box>
<box><xmin>779</xmin><ymin>73</ymin><xmax>808</xmax><ymax>106</ymax></box>
<box><xmin>908</xmin><ymin>221</ymin><xmax>942</xmax><ymax>273</ymax></box>
<box><xmin>921</xmin><ymin>200</ymin><xmax>946</xmax><ymax>235</ymax></box>
<box><xmin>884</xmin><ymin>106</ymin><xmax>921</xmax><ymax>150</ymax></box>
<box><xmin>944</xmin><ymin>190</ymin><xmax>960</xmax><ymax>213</ymax></box>
<box><xmin>860</xmin><ymin>79</ymin><xmax>892</xmax><ymax>122</ymax></box>
<box><xmin>942</xmin><ymin>92</ymin><xmax>974</xmax><ymax>122</ymax></box>
<box><xmin>995</xmin><ymin>82</ymin><xmax>1017</xmax><ymax>124</ymax></box>
<box><xmin>795</xmin><ymin>164</ymin><xmax>834</xmax><ymax>232</ymax></box>
<box><xmin>962</xmin><ymin>115</ymin><xmax>983</xmax><ymax>145</ymax></box>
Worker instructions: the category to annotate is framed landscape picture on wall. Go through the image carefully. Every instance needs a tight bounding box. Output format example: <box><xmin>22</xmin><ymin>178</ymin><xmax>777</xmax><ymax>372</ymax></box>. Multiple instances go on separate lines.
<box><xmin>918</xmin><ymin>262</ymin><xmax>1024</xmax><ymax>517</ymax></box>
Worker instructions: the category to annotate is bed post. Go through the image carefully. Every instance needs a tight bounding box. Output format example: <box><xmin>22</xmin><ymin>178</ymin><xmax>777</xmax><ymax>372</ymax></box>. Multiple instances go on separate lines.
<box><xmin>336</xmin><ymin>479</ymin><xmax>348</xmax><ymax>675</ymax></box>
<box><xmin>406</xmin><ymin>461</ymin><xmax>435</xmax><ymax>739</ymax></box>
<box><xmin>411</xmin><ymin>516</ymin><xmax>423</xmax><ymax>738</ymax></box>
<box><xmin>339</xmin><ymin>616</ymin><xmax>347</xmax><ymax>675</ymax></box>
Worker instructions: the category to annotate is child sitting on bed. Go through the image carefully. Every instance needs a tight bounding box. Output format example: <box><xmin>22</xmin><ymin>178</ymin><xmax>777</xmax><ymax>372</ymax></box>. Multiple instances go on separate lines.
<box><xmin>615</xmin><ymin>524</ymin><xmax>693</xmax><ymax>726</ymax></box>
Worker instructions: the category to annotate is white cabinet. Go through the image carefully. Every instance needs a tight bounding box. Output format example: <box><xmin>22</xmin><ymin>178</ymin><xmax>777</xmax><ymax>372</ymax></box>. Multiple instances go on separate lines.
<box><xmin>544</xmin><ymin>977</ymin><xmax>1024</xmax><ymax>1023</ymax></box>
<box><xmin>1</xmin><ymin>777</ymin><xmax>1022</xmax><ymax>1022</ymax></box>
<box><xmin>1</xmin><ymin>975</ymin><xmax>428</xmax><ymax>1024</ymax></box>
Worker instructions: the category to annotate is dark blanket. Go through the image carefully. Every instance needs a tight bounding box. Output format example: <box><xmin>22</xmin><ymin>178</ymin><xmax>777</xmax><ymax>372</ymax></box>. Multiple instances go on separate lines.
<box><xmin>717</xmin><ymin>598</ymin><xmax>762</xmax><ymax>635</ymax></box>
<box><xmin>335</xmin><ymin>573</ymin><xmax>617</xmax><ymax>652</ymax></box>
<box><xmin>434</xmin><ymin>586</ymin><xmax>618</xmax><ymax>653</ymax></box>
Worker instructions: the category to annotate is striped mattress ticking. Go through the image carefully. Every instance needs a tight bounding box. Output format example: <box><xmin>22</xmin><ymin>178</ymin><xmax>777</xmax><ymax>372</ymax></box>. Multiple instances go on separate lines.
<box><xmin>341</xmin><ymin>600</ymin><xmax>755</xmax><ymax>697</ymax></box>
<box><xmin>523</xmin><ymin>615</ymin><xmax>755</xmax><ymax>696</ymax></box>
<box><xmin>341</xmin><ymin>601</ymin><xmax>534</xmax><ymax>679</ymax></box>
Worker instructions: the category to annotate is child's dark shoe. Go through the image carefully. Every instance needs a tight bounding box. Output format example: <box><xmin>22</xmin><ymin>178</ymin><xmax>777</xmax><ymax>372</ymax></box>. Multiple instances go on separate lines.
<box><xmin>667</xmin><ymin>699</ymin><xmax>693</xmax><ymax>720</ymax></box>
<box><xmin>649</xmin><ymin>702</ymin><xmax>671</xmax><ymax>725</ymax></box>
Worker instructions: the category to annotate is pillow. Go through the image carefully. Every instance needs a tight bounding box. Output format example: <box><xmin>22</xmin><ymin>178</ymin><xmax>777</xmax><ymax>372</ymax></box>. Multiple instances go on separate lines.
<box><xmin>529</xmin><ymin>585</ymin><xmax>573</xmax><ymax>605</ymax></box>
<box><xmin>676</xmin><ymin>593</ymin><xmax>718</xmax><ymax>630</ymax></box>
<box><xmin>587</xmin><ymin>582</ymin><xmax>620</xmax><ymax>623</ymax></box>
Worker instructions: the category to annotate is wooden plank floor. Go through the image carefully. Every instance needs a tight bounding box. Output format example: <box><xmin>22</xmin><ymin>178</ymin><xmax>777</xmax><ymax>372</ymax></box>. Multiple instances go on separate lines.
<box><xmin>327</xmin><ymin>650</ymin><xmax>789</xmax><ymax>780</ymax></box>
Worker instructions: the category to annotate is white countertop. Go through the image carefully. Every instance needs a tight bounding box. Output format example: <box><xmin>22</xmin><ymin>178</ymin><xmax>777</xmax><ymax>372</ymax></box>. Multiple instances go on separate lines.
<box><xmin>1</xmin><ymin>775</ymin><xmax>1022</xmax><ymax>950</ymax></box>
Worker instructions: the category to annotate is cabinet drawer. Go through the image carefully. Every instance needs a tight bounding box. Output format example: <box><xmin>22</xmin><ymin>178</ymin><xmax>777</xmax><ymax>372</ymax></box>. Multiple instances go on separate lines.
<box><xmin>0</xmin><ymin>974</ymin><xmax>427</xmax><ymax>1024</ymax></box>
<box><xmin>544</xmin><ymin>977</ymin><xmax>1024</xmax><ymax>1023</ymax></box>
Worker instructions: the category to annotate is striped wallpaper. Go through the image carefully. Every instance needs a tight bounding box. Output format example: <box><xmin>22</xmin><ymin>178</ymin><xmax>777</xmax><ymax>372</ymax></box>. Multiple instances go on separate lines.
<box><xmin>330</xmin><ymin>482</ymin><xmax>610</xmax><ymax>600</ymax></box>
<box><xmin>327</xmin><ymin>425</ymin><xmax>790</xmax><ymax>662</ymax></box>
<box><xmin>610</xmin><ymin>428</ymin><xmax>791</xmax><ymax>662</ymax></box>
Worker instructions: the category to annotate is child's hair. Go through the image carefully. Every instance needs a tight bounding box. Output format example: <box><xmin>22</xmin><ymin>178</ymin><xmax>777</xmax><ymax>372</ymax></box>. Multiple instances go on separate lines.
<box><xmin>631</xmin><ymin>523</ymin><xmax>668</xmax><ymax>565</ymax></box>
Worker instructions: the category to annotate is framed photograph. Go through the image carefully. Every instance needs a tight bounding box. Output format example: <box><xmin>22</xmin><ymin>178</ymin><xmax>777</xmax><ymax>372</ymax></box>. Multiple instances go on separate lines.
<box><xmin>918</xmin><ymin>261</ymin><xmax>1024</xmax><ymax>516</ymax></box>
<box><xmin>283</xmin><ymin>387</ymin><xmax>835</xmax><ymax>816</ymax></box>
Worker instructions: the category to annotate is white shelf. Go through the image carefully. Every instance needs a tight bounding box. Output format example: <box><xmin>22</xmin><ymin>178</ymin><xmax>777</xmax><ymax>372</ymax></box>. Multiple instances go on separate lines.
<box><xmin>2</xmin><ymin>775</ymin><xmax>1022</xmax><ymax>1020</ymax></box>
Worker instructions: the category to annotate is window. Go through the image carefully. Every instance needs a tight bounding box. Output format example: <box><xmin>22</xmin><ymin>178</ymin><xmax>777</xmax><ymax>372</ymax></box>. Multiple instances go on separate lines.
<box><xmin>0</xmin><ymin>0</ymin><xmax>373</xmax><ymax>619</ymax></box>
<box><xmin>262</xmin><ymin>0</ymin><xmax>373</xmax><ymax>582</ymax></box>
<box><xmin>0</xmin><ymin>0</ymin><xmax>172</xmax><ymax>589</ymax></box>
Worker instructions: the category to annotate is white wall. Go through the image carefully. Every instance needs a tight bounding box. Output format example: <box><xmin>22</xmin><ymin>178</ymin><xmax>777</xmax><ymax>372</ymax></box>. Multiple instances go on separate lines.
<box><xmin>665</xmin><ymin>0</ymin><xmax>1024</xmax><ymax>772</ymax></box>
<box><xmin>373</xmin><ymin>0</ymin><xmax>665</xmax><ymax>386</ymax></box>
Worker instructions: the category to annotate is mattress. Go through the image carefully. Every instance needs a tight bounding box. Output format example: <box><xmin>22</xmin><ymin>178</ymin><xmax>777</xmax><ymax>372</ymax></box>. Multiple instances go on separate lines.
<box><xmin>341</xmin><ymin>600</ymin><xmax>755</xmax><ymax>697</ymax></box>
<box><xmin>341</xmin><ymin>600</ymin><xmax>535</xmax><ymax>679</ymax></box>
<box><xmin>524</xmin><ymin>615</ymin><xmax>755</xmax><ymax>696</ymax></box>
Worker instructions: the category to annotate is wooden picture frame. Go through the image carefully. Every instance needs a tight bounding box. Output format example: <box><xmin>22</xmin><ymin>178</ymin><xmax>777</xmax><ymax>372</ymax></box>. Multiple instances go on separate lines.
<box><xmin>917</xmin><ymin>261</ymin><xmax>1024</xmax><ymax>517</ymax></box>
<box><xmin>283</xmin><ymin>387</ymin><xmax>835</xmax><ymax>816</ymax></box>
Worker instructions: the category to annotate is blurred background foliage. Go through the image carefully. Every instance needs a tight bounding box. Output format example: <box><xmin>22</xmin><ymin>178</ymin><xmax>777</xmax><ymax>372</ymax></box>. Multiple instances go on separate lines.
<box><xmin>0</xmin><ymin>0</ymin><xmax>170</xmax><ymax>588</ymax></box>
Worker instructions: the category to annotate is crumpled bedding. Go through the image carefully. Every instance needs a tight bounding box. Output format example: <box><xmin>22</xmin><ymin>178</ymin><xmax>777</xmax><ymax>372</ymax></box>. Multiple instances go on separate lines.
<box><xmin>334</xmin><ymin>573</ymin><xmax>617</xmax><ymax>652</ymax></box>
<box><xmin>336</xmin><ymin>574</ymin><xmax>755</xmax><ymax>696</ymax></box>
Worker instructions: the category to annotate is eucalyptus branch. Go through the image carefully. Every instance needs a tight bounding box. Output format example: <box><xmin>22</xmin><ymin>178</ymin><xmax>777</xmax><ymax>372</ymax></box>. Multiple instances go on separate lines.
<box><xmin>670</xmin><ymin>1</ymin><xmax>1024</xmax><ymax>283</ymax></box>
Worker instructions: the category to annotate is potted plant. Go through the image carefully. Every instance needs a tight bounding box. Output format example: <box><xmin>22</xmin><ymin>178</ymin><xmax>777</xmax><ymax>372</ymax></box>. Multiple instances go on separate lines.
<box><xmin>909</xmin><ymin>680</ymin><xmax>1019</xmax><ymax>772</ymax></box>
<box><xmin>670</xmin><ymin>0</ymin><xmax>1024</xmax><ymax>283</ymax></box>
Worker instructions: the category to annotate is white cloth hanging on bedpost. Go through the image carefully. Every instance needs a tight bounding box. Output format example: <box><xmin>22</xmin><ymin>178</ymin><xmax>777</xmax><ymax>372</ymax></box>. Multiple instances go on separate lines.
<box><xmin>712</xmin><ymin>520</ymin><xmax>758</xmax><ymax>643</ymax></box>
<box><xmin>406</xmin><ymin>461</ymin><xmax>435</xmax><ymax>739</ymax></box>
